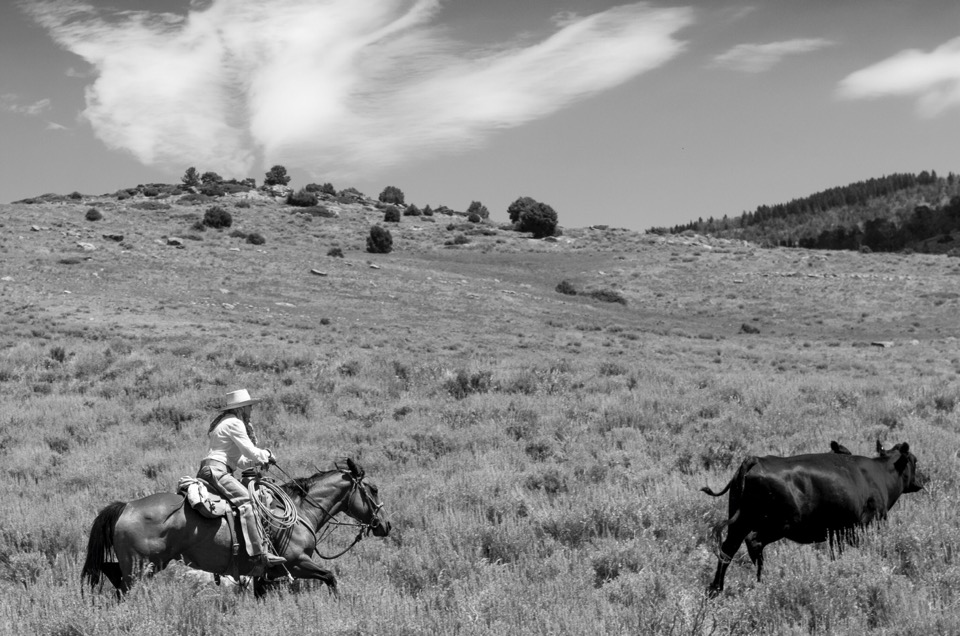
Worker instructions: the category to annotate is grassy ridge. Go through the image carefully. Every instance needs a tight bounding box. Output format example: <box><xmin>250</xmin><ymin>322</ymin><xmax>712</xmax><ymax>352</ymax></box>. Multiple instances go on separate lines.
<box><xmin>1</xmin><ymin>195</ymin><xmax>959</xmax><ymax>634</ymax></box>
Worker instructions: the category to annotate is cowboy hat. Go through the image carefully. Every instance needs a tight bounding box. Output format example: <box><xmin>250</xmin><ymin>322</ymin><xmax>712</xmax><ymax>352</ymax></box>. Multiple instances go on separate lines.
<box><xmin>217</xmin><ymin>389</ymin><xmax>262</xmax><ymax>411</ymax></box>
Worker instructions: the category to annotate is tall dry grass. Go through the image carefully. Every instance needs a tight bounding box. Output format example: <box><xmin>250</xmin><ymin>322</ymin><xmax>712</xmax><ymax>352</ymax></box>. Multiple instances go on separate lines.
<box><xmin>1</xmin><ymin>326</ymin><xmax>958</xmax><ymax>635</ymax></box>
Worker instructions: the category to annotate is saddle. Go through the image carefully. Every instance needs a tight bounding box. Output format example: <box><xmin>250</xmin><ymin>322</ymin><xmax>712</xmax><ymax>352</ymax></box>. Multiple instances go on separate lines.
<box><xmin>177</xmin><ymin>477</ymin><xmax>231</xmax><ymax>518</ymax></box>
<box><xmin>177</xmin><ymin>477</ymin><xmax>278</xmax><ymax>579</ymax></box>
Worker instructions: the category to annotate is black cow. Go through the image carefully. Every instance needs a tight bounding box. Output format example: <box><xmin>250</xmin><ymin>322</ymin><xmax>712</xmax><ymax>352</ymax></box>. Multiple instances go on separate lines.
<box><xmin>701</xmin><ymin>441</ymin><xmax>923</xmax><ymax>595</ymax></box>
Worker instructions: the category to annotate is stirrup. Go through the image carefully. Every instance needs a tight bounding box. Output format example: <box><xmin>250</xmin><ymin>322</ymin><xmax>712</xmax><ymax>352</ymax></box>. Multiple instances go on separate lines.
<box><xmin>248</xmin><ymin>553</ymin><xmax>285</xmax><ymax>578</ymax></box>
<box><xmin>263</xmin><ymin>553</ymin><xmax>286</xmax><ymax>565</ymax></box>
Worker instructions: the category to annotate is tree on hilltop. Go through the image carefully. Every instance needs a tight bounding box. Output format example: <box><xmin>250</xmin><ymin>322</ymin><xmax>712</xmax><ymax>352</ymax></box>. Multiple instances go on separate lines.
<box><xmin>182</xmin><ymin>167</ymin><xmax>200</xmax><ymax>188</ymax></box>
<box><xmin>507</xmin><ymin>196</ymin><xmax>558</xmax><ymax>238</ymax></box>
<box><xmin>379</xmin><ymin>186</ymin><xmax>405</xmax><ymax>206</ymax></box>
<box><xmin>467</xmin><ymin>200</ymin><xmax>489</xmax><ymax>219</ymax></box>
<box><xmin>264</xmin><ymin>165</ymin><xmax>291</xmax><ymax>187</ymax></box>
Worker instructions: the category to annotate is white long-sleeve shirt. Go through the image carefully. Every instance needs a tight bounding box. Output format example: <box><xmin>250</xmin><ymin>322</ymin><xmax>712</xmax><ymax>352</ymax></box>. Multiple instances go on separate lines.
<box><xmin>204</xmin><ymin>415</ymin><xmax>271</xmax><ymax>470</ymax></box>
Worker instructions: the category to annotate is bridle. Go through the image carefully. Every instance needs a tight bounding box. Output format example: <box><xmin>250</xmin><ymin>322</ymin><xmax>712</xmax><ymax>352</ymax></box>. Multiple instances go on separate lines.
<box><xmin>272</xmin><ymin>464</ymin><xmax>386</xmax><ymax>560</ymax></box>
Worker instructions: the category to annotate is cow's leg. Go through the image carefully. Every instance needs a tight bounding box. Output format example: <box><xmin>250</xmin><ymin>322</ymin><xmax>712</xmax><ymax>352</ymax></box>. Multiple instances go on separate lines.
<box><xmin>745</xmin><ymin>534</ymin><xmax>764</xmax><ymax>582</ymax></box>
<box><xmin>709</xmin><ymin>513</ymin><xmax>750</xmax><ymax>596</ymax></box>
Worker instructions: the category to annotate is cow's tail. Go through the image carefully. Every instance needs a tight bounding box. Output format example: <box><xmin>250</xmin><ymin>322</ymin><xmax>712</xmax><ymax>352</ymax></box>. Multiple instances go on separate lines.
<box><xmin>82</xmin><ymin>501</ymin><xmax>126</xmax><ymax>589</ymax></box>
<box><xmin>700</xmin><ymin>456</ymin><xmax>758</xmax><ymax>497</ymax></box>
<box><xmin>700</xmin><ymin>478</ymin><xmax>734</xmax><ymax>498</ymax></box>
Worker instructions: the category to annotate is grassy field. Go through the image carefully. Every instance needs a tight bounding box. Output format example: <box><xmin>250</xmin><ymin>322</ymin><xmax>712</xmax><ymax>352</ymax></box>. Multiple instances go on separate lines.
<box><xmin>1</xmin><ymin>191</ymin><xmax>959</xmax><ymax>635</ymax></box>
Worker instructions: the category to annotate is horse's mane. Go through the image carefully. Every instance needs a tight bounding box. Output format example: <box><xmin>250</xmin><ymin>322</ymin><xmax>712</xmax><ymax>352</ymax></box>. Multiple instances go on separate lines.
<box><xmin>279</xmin><ymin>457</ymin><xmax>354</xmax><ymax>501</ymax></box>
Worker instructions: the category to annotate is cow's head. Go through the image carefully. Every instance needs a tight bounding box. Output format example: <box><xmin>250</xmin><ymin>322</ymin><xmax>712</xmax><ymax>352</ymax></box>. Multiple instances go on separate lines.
<box><xmin>888</xmin><ymin>442</ymin><xmax>924</xmax><ymax>493</ymax></box>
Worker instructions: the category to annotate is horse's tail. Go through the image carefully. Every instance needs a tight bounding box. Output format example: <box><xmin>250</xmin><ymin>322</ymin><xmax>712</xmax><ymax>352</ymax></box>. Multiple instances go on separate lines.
<box><xmin>81</xmin><ymin>501</ymin><xmax>126</xmax><ymax>588</ymax></box>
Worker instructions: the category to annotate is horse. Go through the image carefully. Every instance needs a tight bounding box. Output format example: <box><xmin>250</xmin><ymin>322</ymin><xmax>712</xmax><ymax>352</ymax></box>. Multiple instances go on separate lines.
<box><xmin>81</xmin><ymin>458</ymin><xmax>390</xmax><ymax>596</ymax></box>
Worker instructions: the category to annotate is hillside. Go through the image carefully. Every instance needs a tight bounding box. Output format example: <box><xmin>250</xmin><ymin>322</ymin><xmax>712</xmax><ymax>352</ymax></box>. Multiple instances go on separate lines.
<box><xmin>660</xmin><ymin>171</ymin><xmax>960</xmax><ymax>254</ymax></box>
<box><xmin>5</xmin><ymin>185</ymin><xmax>956</xmax><ymax>344</ymax></box>
<box><xmin>2</xmin><ymin>186</ymin><xmax>960</xmax><ymax>635</ymax></box>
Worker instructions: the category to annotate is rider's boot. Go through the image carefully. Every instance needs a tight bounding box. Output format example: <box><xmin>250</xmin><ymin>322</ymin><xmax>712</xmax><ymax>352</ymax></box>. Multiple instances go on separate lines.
<box><xmin>238</xmin><ymin>503</ymin><xmax>286</xmax><ymax>577</ymax></box>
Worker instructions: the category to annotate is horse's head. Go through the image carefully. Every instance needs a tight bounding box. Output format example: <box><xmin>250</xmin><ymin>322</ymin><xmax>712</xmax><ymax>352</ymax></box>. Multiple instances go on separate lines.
<box><xmin>343</xmin><ymin>459</ymin><xmax>390</xmax><ymax>537</ymax></box>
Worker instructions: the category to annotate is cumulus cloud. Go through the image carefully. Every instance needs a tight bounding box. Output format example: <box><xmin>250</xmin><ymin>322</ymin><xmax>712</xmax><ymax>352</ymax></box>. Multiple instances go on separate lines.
<box><xmin>713</xmin><ymin>38</ymin><xmax>833</xmax><ymax>73</ymax></box>
<box><xmin>24</xmin><ymin>0</ymin><xmax>693</xmax><ymax>179</ymax></box>
<box><xmin>837</xmin><ymin>36</ymin><xmax>960</xmax><ymax>117</ymax></box>
<box><xmin>1</xmin><ymin>94</ymin><xmax>52</xmax><ymax>116</ymax></box>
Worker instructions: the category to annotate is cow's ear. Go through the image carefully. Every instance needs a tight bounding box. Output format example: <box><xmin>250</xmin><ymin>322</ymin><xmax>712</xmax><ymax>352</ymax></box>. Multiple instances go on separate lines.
<box><xmin>895</xmin><ymin>453</ymin><xmax>910</xmax><ymax>473</ymax></box>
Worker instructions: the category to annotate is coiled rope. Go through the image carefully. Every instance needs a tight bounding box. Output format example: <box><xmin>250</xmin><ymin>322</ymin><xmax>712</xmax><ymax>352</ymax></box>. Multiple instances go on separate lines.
<box><xmin>248</xmin><ymin>478</ymin><xmax>298</xmax><ymax>532</ymax></box>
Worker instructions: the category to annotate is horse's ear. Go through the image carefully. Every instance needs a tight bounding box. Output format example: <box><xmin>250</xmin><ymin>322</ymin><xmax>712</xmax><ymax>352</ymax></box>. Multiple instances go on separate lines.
<box><xmin>346</xmin><ymin>457</ymin><xmax>362</xmax><ymax>478</ymax></box>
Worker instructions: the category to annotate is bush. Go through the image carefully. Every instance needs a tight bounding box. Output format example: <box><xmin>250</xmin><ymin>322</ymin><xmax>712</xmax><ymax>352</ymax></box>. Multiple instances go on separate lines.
<box><xmin>203</xmin><ymin>206</ymin><xmax>233</xmax><ymax>229</ymax></box>
<box><xmin>69</xmin><ymin>191</ymin><xmax>82</xmax><ymax>200</ymax></box>
<box><xmin>199</xmin><ymin>183</ymin><xmax>226</xmax><ymax>197</ymax></box>
<box><xmin>305</xmin><ymin>182</ymin><xmax>336</xmax><ymax>196</ymax></box>
<box><xmin>445</xmin><ymin>370</ymin><xmax>492</xmax><ymax>399</ymax></box>
<box><xmin>304</xmin><ymin>206</ymin><xmax>335</xmax><ymax>218</ymax></box>
<box><xmin>467</xmin><ymin>200</ymin><xmax>489</xmax><ymax>219</ymax></box>
<box><xmin>200</xmin><ymin>171</ymin><xmax>223</xmax><ymax>184</ymax></box>
<box><xmin>328</xmin><ymin>247</ymin><xmax>344</xmax><ymax>258</ymax></box>
<box><xmin>508</xmin><ymin>196</ymin><xmax>558</xmax><ymax>238</ymax></box>
<box><xmin>403</xmin><ymin>204</ymin><xmax>422</xmax><ymax>217</ymax></box>
<box><xmin>379</xmin><ymin>186</ymin><xmax>405</xmax><ymax>205</ymax></box>
<box><xmin>131</xmin><ymin>201</ymin><xmax>171</xmax><ymax>211</ymax></box>
<box><xmin>383</xmin><ymin>206</ymin><xmax>401</xmax><ymax>223</ymax></box>
<box><xmin>177</xmin><ymin>193</ymin><xmax>212</xmax><ymax>205</ymax></box>
<box><xmin>422</xmin><ymin>205</ymin><xmax>434</xmax><ymax>217</ymax></box>
<box><xmin>235</xmin><ymin>199</ymin><xmax>251</xmax><ymax>209</ymax></box>
<box><xmin>556</xmin><ymin>280</ymin><xmax>577</xmax><ymax>295</ymax></box>
<box><xmin>287</xmin><ymin>189</ymin><xmax>318</xmax><ymax>207</ymax></box>
<box><xmin>445</xmin><ymin>234</ymin><xmax>470</xmax><ymax>246</ymax></box>
<box><xmin>467</xmin><ymin>213</ymin><xmax>482</xmax><ymax>223</ymax></box>
<box><xmin>367</xmin><ymin>225</ymin><xmax>393</xmax><ymax>254</ymax></box>
<box><xmin>587</xmin><ymin>289</ymin><xmax>626</xmax><ymax>305</ymax></box>
<box><xmin>264</xmin><ymin>165</ymin><xmax>291</xmax><ymax>187</ymax></box>
<box><xmin>246</xmin><ymin>232</ymin><xmax>265</xmax><ymax>245</ymax></box>
<box><xmin>85</xmin><ymin>208</ymin><xmax>102</xmax><ymax>222</ymax></box>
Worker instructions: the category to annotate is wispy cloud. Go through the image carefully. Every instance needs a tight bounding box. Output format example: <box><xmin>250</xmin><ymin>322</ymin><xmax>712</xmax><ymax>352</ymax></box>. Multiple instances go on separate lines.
<box><xmin>1</xmin><ymin>94</ymin><xmax>52</xmax><ymax>117</ymax></box>
<box><xmin>24</xmin><ymin>0</ymin><xmax>693</xmax><ymax>179</ymax></box>
<box><xmin>837</xmin><ymin>36</ymin><xmax>960</xmax><ymax>117</ymax></box>
<box><xmin>713</xmin><ymin>38</ymin><xmax>833</xmax><ymax>73</ymax></box>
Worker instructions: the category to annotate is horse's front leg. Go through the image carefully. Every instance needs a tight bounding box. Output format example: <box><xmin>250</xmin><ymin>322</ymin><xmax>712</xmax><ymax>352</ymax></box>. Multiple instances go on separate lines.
<box><xmin>284</xmin><ymin>557</ymin><xmax>338</xmax><ymax>593</ymax></box>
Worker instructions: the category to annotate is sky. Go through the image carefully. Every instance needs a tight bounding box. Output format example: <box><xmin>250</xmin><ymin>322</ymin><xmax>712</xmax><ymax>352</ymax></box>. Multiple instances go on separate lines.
<box><xmin>2</xmin><ymin>1</ymin><xmax>960</xmax><ymax>231</ymax></box>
